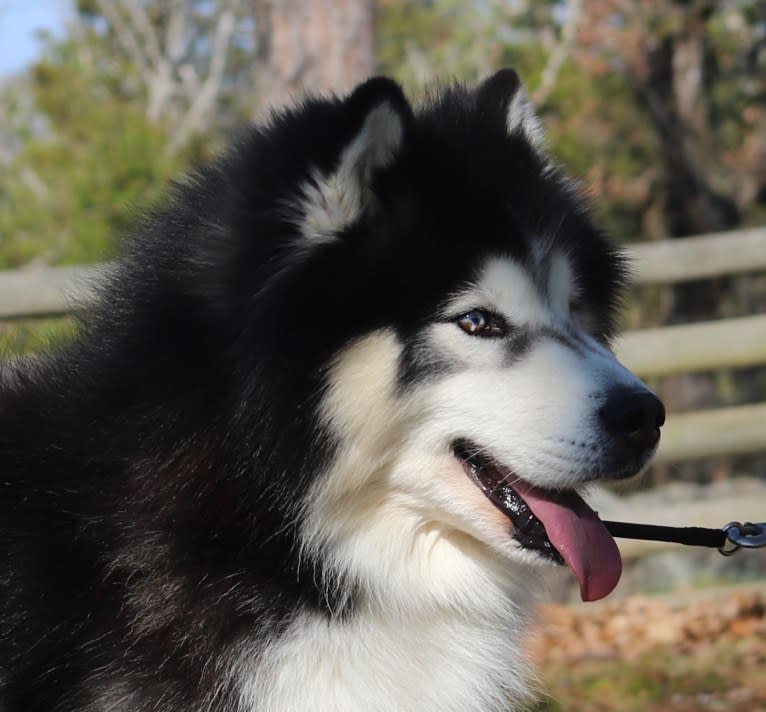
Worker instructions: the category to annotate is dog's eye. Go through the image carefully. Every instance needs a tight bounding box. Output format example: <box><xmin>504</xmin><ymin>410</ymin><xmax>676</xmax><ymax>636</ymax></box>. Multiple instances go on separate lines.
<box><xmin>456</xmin><ymin>309</ymin><xmax>507</xmax><ymax>337</ymax></box>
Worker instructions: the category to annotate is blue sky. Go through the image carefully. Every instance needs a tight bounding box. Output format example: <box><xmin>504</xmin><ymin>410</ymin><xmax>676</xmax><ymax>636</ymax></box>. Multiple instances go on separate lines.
<box><xmin>0</xmin><ymin>0</ymin><xmax>71</xmax><ymax>76</ymax></box>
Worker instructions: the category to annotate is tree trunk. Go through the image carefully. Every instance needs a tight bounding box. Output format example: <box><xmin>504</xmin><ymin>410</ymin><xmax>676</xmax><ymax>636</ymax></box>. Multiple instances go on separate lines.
<box><xmin>633</xmin><ymin>13</ymin><xmax>738</xmax><ymax>237</ymax></box>
<box><xmin>252</xmin><ymin>0</ymin><xmax>376</xmax><ymax>118</ymax></box>
<box><xmin>628</xmin><ymin>5</ymin><xmax>740</xmax><ymax>321</ymax></box>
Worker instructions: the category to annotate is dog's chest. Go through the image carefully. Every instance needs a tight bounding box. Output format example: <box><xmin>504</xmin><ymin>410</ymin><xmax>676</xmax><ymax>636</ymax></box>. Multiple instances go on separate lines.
<box><xmin>236</xmin><ymin>607</ymin><xmax>533</xmax><ymax>712</ymax></box>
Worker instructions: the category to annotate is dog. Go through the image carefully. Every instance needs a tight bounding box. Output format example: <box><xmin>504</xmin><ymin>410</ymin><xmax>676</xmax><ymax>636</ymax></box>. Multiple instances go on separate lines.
<box><xmin>0</xmin><ymin>70</ymin><xmax>664</xmax><ymax>711</ymax></box>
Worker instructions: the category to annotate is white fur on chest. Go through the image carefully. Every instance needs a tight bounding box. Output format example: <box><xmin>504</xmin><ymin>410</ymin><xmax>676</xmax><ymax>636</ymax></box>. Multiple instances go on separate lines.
<box><xmin>236</xmin><ymin>592</ymin><xmax>538</xmax><ymax>712</ymax></box>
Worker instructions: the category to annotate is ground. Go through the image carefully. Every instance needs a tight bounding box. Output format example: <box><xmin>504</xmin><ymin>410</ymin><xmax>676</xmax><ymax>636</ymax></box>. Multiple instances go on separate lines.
<box><xmin>527</xmin><ymin>583</ymin><xmax>766</xmax><ymax>711</ymax></box>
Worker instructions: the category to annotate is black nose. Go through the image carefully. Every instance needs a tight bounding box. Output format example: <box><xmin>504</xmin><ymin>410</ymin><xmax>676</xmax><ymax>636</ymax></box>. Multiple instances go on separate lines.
<box><xmin>599</xmin><ymin>387</ymin><xmax>665</xmax><ymax>449</ymax></box>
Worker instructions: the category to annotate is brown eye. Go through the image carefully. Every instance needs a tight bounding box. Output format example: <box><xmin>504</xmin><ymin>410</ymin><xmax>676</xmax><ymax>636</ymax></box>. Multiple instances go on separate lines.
<box><xmin>456</xmin><ymin>309</ymin><xmax>507</xmax><ymax>337</ymax></box>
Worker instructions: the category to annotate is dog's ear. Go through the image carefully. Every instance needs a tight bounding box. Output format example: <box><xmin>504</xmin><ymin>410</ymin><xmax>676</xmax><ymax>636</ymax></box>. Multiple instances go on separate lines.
<box><xmin>298</xmin><ymin>77</ymin><xmax>413</xmax><ymax>242</ymax></box>
<box><xmin>476</xmin><ymin>69</ymin><xmax>545</xmax><ymax>149</ymax></box>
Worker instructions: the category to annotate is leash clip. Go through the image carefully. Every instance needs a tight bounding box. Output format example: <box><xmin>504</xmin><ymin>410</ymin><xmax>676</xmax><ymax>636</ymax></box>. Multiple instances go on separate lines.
<box><xmin>720</xmin><ymin>521</ymin><xmax>766</xmax><ymax>556</ymax></box>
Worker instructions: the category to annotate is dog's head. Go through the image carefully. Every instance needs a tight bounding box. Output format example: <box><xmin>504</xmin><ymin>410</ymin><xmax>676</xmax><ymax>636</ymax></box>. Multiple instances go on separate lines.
<box><xmin>198</xmin><ymin>71</ymin><xmax>664</xmax><ymax>607</ymax></box>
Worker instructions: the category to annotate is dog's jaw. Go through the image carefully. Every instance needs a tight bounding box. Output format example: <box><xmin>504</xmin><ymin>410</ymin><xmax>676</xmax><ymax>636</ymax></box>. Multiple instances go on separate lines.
<box><xmin>453</xmin><ymin>440</ymin><xmax>623</xmax><ymax>601</ymax></box>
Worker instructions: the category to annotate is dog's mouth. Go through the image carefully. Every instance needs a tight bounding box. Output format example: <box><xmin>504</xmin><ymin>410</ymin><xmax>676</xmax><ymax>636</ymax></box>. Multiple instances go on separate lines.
<box><xmin>453</xmin><ymin>440</ymin><xmax>622</xmax><ymax>602</ymax></box>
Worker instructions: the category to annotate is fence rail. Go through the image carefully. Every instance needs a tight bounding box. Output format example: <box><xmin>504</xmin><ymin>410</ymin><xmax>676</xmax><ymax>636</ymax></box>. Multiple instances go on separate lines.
<box><xmin>0</xmin><ymin>264</ymin><xmax>105</xmax><ymax>319</ymax></box>
<box><xmin>1</xmin><ymin>227</ymin><xmax>765</xmax><ymax>462</ymax></box>
<box><xmin>615</xmin><ymin>314</ymin><xmax>766</xmax><ymax>377</ymax></box>
<box><xmin>628</xmin><ymin>227</ymin><xmax>766</xmax><ymax>284</ymax></box>
<box><xmin>654</xmin><ymin>402</ymin><xmax>766</xmax><ymax>464</ymax></box>
<box><xmin>2</xmin><ymin>227</ymin><xmax>766</xmax><ymax>318</ymax></box>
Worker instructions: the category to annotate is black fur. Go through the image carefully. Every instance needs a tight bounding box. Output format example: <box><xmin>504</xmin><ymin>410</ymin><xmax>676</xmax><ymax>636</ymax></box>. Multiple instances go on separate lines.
<box><xmin>0</xmin><ymin>73</ymin><xmax>627</xmax><ymax>711</ymax></box>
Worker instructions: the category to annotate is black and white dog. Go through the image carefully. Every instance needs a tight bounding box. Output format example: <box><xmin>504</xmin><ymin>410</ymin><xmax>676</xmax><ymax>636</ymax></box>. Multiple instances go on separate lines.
<box><xmin>0</xmin><ymin>70</ymin><xmax>664</xmax><ymax>711</ymax></box>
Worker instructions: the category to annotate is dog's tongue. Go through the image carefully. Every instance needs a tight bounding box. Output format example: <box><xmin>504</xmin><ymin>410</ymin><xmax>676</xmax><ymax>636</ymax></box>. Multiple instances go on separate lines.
<box><xmin>513</xmin><ymin>482</ymin><xmax>622</xmax><ymax>601</ymax></box>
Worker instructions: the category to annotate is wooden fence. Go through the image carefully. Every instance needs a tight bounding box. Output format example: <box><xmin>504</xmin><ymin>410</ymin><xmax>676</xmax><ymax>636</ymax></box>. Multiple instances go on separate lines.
<box><xmin>1</xmin><ymin>227</ymin><xmax>765</xmax><ymax>464</ymax></box>
<box><xmin>614</xmin><ymin>227</ymin><xmax>766</xmax><ymax>464</ymax></box>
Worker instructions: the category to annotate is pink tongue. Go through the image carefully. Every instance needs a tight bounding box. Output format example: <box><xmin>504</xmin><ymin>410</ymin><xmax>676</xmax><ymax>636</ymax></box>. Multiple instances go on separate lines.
<box><xmin>513</xmin><ymin>482</ymin><xmax>622</xmax><ymax>601</ymax></box>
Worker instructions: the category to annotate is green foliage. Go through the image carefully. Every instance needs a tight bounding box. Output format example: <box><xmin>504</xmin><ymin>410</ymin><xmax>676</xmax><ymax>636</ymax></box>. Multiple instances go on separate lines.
<box><xmin>378</xmin><ymin>0</ymin><xmax>552</xmax><ymax>94</ymax></box>
<box><xmin>0</xmin><ymin>317</ymin><xmax>77</xmax><ymax>356</ymax></box>
<box><xmin>0</xmin><ymin>31</ymin><xmax>207</xmax><ymax>269</ymax></box>
<box><xmin>543</xmin><ymin>64</ymin><xmax>660</xmax><ymax>241</ymax></box>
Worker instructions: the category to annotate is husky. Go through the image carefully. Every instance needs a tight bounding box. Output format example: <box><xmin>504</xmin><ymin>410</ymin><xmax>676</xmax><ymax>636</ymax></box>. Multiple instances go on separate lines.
<box><xmin>0</xmin><ymin>70</ymin><xmax>664</xmax><ymax>711</ymax></box>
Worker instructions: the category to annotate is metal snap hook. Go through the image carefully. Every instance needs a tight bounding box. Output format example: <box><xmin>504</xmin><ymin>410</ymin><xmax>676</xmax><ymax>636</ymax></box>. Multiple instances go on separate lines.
<box><xmin>720</xmin><ymin>521</ymin><xmax>766</xmax><ymax>556</ymax></box>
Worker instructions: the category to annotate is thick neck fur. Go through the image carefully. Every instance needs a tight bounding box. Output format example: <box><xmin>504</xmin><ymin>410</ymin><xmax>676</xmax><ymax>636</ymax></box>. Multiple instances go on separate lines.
<box><xmin>240</xmin><ymin>569</ymin><xmax>539</xmax><ymax>712</ymax></box>
<box><xmin>239</xmin><ymin>465</ymin><xmax>542</xmax><ymax>712</ymax></box>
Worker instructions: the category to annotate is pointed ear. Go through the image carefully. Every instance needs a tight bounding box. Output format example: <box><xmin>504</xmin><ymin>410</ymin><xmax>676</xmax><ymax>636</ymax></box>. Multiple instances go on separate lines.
<box><xmin>298</xmin><ymin>77</ymin><xmax>413</xmax><ymax>242</ymax></box>
<box><xmin>476</xmin><ymin>69</ymin><xmax>545</xmax><ymax>149</ymax></box>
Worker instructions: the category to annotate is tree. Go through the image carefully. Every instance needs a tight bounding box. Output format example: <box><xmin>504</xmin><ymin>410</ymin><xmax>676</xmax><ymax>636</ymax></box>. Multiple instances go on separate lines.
<box><xmin>379</xmin><ymin>0</ymin><xmax>766</xmax><ymax>247</ymax></box>
<box><xmin>81</xmin><ymin>0</ymin><xmax>254</xmax><ymax>152</ymax></box>
<box><xmin>578</xmin><ymin>0</ymin><xmax>765</xmax><ymax>238</ymax></box>
<box><xmin>377</xmin><ymin>0</ymin><xmax>659</xmax><ymax>240</ymax></box>
<box><xmin>251</xmin><ymin>0</ymin><xmax>376</xmax><ymax>117</ymax></box>
<box><xmin>572</xmin><ymin>0</ymin><xmax>766</xmax><ymax>328</ymax></box>
<box><xmin>0</xmin><ymin>1</ymin><xmax>263</xmax><ymax>269</ymax></box>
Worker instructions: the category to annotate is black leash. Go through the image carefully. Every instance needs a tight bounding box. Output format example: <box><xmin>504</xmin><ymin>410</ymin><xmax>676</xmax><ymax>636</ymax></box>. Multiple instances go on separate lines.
<box><xmin>603</xmin><ymin>520</ymin><xmax>766</xmax><ymax>556</ymax></box>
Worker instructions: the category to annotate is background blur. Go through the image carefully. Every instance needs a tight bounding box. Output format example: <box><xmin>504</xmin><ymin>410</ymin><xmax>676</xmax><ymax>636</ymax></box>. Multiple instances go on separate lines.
<box><xmin>1</xmin><ymin>1</ymin><xmax>765</xmax><ymax>709</ymax></box>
